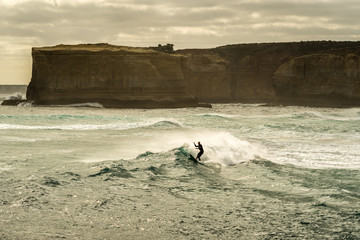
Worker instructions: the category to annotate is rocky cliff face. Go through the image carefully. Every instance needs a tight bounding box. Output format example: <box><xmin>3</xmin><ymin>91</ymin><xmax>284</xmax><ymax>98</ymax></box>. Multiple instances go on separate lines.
<box><xmin>25</xmin><ymin>41</ymin><xmax>360</xmax><ymax>108</ymax></box>
<box><xmin>27</xmin><ymin>44</ymin><xmax>206</xmax><ymax>108</ymax></box>
<box><xmin>272</xmin><ymin>53</ymin><xmax>360</xmax><ymax>105</ymax></box>
<box><xmin>180</xmin><ymin>41</ymin><xmax>360</xmax><ymax>106</ymax></box>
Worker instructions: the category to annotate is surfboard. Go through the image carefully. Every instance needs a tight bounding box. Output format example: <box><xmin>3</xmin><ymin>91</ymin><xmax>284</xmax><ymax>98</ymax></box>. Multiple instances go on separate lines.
<box><xmin>189</xmin><ymin>154</ymin><xmax>204</xmax><ymax>165</ymax></box>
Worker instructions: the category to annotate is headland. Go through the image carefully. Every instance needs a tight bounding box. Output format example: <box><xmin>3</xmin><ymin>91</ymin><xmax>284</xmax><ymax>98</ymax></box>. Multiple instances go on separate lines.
<box><xmin>4</xmin><ymin>41</ymin><xmax>360</xmax><ymax>108</ymax></box>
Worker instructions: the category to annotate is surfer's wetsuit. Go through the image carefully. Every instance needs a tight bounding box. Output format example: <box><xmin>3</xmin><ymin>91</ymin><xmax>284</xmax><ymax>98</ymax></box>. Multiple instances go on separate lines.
<box><xmin>194</xmin><ymin>142</ymin><xmax>204</xmax><ymax>161</ymax></box>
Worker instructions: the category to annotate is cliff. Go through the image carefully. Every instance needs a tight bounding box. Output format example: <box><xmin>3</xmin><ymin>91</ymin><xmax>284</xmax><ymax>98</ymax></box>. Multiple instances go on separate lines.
<box><xmin>178</xmin><ymin>41</ymin><xmax>360</xmax><ymax>107</ymax></box>
<box><xmin>24</xmin><ymin>41</ymin><xmax>360</xmax><ymax>108</ymax></box>
<box><xmin>272</xmin><ymin>53</ymin><xmax>360</xmax><ymax>106</ymax></box>
<box><xmin>26</xmin><ymin>44</ymin><xmax>208</xmax><ymax>108</ymax></box>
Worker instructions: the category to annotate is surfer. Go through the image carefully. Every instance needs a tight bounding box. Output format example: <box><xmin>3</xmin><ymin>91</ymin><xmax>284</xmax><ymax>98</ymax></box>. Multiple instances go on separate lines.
<box><xmin>193</xmin><ymin>141</ymin><xmax>204</xmax><ymax>161</ymax></box>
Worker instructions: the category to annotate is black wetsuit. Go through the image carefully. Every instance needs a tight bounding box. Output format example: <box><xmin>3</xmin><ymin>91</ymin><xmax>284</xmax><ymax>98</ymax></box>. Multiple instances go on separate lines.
<box><xmin>194</xmin><ymin>143</ymin><xmax>204</xmax><ymax>160</ymax></box>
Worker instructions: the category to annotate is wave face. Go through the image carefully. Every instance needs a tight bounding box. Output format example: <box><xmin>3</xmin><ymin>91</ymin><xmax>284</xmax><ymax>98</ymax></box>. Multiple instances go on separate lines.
<box><xmin>0</xmin><ymin>104</ymin><xmax>359</xmax><ymax>239</ymax></box>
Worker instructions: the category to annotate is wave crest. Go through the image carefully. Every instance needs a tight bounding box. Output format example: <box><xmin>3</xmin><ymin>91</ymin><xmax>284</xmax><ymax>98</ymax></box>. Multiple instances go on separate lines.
<box><xmin>176</xmin><ymin>132</ymin><xmax>266</xmax><ymax>167</ymax></box>
<box><xmin>5</xmin><ymin>92</ymin><xmax>23</xmax><ymax>100</ymax></box>
<box><xmin>148</xmin><ymin>120</ymin><xmax>183</xmax><ymax>129</ymax></box>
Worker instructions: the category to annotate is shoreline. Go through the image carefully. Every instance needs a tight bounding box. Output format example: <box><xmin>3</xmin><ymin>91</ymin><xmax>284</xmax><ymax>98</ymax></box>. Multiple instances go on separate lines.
<box><xmin>2</xmin><ymin>98</ymin><xmax>360</xmax><ymax>109</ymax></box>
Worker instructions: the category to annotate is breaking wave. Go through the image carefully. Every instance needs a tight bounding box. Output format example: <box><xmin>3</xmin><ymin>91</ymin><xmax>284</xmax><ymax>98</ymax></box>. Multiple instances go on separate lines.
<box><xmin>55</xmin><ymin>102</ymin><xmax>104</xmax><ymax>108</ymax></box>
<box><xmin>5</xmin><ymin>92</ymin><xmax>23</xmax><ymax>100</ymax></box>
<box><xmin>0</xmin><ymin>118</ymin><xmax>184</xmax><ymax>131</ymax></box>
<box><xmin>174</xmin><ymin>132</ymin><xmax>267</xmax><ymax>167</ymax></box>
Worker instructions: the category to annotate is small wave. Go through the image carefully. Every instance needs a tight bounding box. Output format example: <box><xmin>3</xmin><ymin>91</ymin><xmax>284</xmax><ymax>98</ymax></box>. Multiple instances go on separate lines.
<box><xmin>200</xmin><ymin>113</ymin><xmax>233</xmax><ymax>119</ymax></box>
<box><xmin>0</xmin><ymin>114</ymin><xmax>127</xmax><ymax>121</ymax></box>
<box><xmin>292</xmin><ymin>111</ymin><xmax>344</xmax><ymax>120</ymax></box>
<box><xmin>292</xmin><ymin>110</ymin><xmax>360</xmax><ymax>121</ymax></box>
<box><xmin>2</xmin><ymin>136</ymin><xmax>37</xmax><ymax>142</ymax></box>
<box><xmin>0</xmin><ymin>166</ymin><xmax>11</xmax><ymax>172</ymax></box>
<box><xmin>45</xmin><ymin>102</ymin><xmax>104</xmax><ymax>108</ymax></box>
<box><xmin>174</xmin><ymin>145</ymin><xmax>192</xmax><ymax>159</ymax></box>
<box><xmin>67</xmin><ymin>102</ymin><xmax>104</xmax><ymax>108</ymax></box>
<box><xmin>42</xmin><ymin>176</ymin><xmax>61</xmax><ymax>187</ymax></box>
<box><xmin>5</xmin><ymin>92</ymin><xmax>23</xmax><ymax>100</ymax></box>
<box><xmin>17</xmin><ymin>101</ymin><xmax>34</xmax><ymax>107</ymax></box>
<box><xmin>145</xmin><ymin>165</ymin><xmax>166</xmax><ymax>176</ymax></box>
<box><xmin>0</xmin><ymin>123</ymin><xmax>141</xmax><ymax>131</ymax></box>
<box><xmin>149</xmin><ymin>120</ymin><xmax>184</xmax><ymax>129</ymax></box>
<box><xmin>0</xmin><ymin>117</ymin><xmax>184</xmax><ymax>131</ymax></box>
<box><xmin>251</xmin><ymin>158</ymin><xmax>285</xmax><ymax>169</ymax></box>
<box><xmin>88</xmin><ymin>165</ymin><xmax>133</xmax><ymax>179</ymax></box>
<box><xmin>136</xmin><ymin>151</ymin><xmax>154</xmax><ymax>158</ymax></box>
<box><xmin>264</xmin><ymin>123</ymin><xmax>309</xmax><ymax>132</ymax></box>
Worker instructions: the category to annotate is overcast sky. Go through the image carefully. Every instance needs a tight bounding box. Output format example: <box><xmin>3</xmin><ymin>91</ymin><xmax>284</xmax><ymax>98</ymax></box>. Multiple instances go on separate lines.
<box><xmin>1</xmin><ymin>0</ymin><xmax>359</xmax><ymax>85</ymax></box>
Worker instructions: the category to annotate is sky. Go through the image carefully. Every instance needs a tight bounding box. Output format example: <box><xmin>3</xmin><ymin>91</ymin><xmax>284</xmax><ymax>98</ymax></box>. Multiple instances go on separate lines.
<box><xmin>0</xmin><ymin>0</ymin><xmax>359</xmax><ymax>85</ymax></box>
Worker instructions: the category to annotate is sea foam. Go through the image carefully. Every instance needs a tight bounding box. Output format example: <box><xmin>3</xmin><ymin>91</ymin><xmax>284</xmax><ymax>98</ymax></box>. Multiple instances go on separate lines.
<box><xmin>5</xmin><ymin>92</ymin><xmax>23</xmax><ymax>100</ymax></box>
<box><xmin>196</xmin><ymin>132</ymin><xmax>265</xmax><ymax>166</ymax></box>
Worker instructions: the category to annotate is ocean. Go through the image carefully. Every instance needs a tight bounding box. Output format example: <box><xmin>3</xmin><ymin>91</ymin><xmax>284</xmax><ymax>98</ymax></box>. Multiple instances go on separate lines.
<box><xmin>0</xmin><ymin>91</ymin><xmax>359</xmax><ymax>239</ymax></box>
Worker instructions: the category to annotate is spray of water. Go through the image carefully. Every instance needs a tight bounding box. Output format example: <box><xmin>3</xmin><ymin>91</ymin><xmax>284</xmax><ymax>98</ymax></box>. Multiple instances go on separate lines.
<box><xmin>5</xmin><ymin>92</ymin><xmax>22</xmax><ymax>100</ymax></box>
<box><xmin>189</xmin><ymin>132</ymin><xmax>265</xmax><ymax>166</ymax></box>
<box><xmin>80</xmin><ymin>130</ymin><xmax>266</xmax><ymax>166</ymax></box>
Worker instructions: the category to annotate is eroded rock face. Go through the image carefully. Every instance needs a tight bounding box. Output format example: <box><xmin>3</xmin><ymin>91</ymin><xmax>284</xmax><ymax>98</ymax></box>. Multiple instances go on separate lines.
<box><xmin>27</xmin><ymin>44</ymin><xmax>206</xmax><ymax>108</ymax></box>
<box><xmin>273</xmin><ymin>53</ymin><xmax>360</xmax><ymax>106</ymax></box>
<box><xmin>180</xmin><ymin>41</ymin><xmax>360</xmax><ymax>106</ymax></box>
<box><xmin>180</xmin><ymin>50</ymin><xmax>232</xmax><ymax>102</ymax></box>
<box><xmin>26</xmin><ymin>41</ymin><xmax>360</xmax><ymax>108</ymax></box>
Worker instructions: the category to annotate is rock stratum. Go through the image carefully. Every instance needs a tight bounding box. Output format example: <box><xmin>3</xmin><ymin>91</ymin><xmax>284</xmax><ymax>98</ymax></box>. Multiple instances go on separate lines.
<box><xmin>26</xmin><ymin>44</ymin><xmax>207</xmax><ymax>108</ymax></box>
<box><xmin>25</xmin><ymin>41</ymin><xmax>360</xmax><ymax>108</ymax></box>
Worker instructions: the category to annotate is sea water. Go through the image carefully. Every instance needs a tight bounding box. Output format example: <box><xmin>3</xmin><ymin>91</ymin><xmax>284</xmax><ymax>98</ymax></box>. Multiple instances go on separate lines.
<box><xmin>0</xmin><ymin>100</ymin><xmax>359</xmax><ymax>239</ymax></box>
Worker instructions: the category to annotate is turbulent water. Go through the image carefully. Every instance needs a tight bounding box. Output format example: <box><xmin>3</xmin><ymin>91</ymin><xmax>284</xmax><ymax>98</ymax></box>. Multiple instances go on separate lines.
<box><xmin>0</xmin><ymin>99</ymin><xmax>359</xmax><ymax>239</ymax></box>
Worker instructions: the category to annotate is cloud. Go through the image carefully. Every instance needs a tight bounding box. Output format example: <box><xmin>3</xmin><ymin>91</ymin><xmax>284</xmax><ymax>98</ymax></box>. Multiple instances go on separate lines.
<box><xmin>1</xmin><ymin>0</ymin><xmax>359</xmax><ymax>48</ymax></box>
<box><xmin>0</xmin><ymin>0</ymin><xmax>359</xmax><ymax>84</ymax></box>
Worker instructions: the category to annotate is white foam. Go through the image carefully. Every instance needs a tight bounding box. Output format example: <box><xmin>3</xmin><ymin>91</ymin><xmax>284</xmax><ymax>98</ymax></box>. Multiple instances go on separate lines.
<box><xmin>2</xmin><ymin>136</ymin><xmax>37</xmax><ymax>142</ymax></box>
<box><xmin>199</xmin><ymin>113</ymin><xmax>236</xmax><ymax>119</ymax></box>
<box><xmin>292</xmin><ymin>109</ymin><xmax>360</xmax><ymax>121</ymax></box>
<box><xmin>130</xmin><ymin>130</ymin><xmax>265</xmax><ymax>166</ymax></box>
<box><xmin>17</xmin><ymin>101</ymin><xmax>34</xmax><ymax>107</ymax></box>
<box><xmin>75</xmin><ymin>130</ymin><xmax>264</xmax><ymax>165</ymax></box>
<box><xmin>192</xmin><ymin>132</ymin><xmax>265</xmax><ymax>166</ymax></box>
<box><xmin>0</xmin><ymin>123</ymin><xmax>140</xmax><ymax>130</ymax></box>
<box><xmin>64</xmin><ymin>102</ymin><xmax>104</xmax><ymax>108</ymax></box>
<box><xmin>173</xmin><ymin>131</ymin><xmax>267</xmax><ymax>166</ymax></box>
<box><xmin>0</xmin><ymin>167</ymin><xmax>11</xmax><ymax>172</ymax></box>
<box><xmin>0</xmin><ymin>117</ymin><xmax>185</xmax><ymax>131</ymax></box>
<box><xmin>5</xmin><ymin>92</ymin><xmax>23</xmax><ymax>100</ymax></box>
